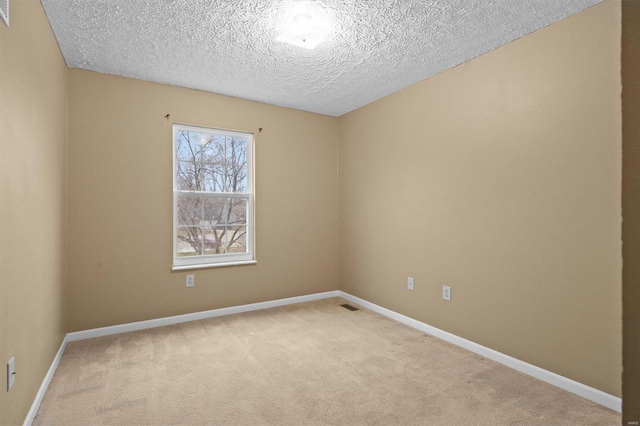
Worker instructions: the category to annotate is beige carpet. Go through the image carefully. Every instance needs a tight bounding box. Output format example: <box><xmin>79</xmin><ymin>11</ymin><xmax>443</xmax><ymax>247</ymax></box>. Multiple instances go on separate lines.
<box><xmin>34</xmin><ymin>298</ymin><xmax>620</xmax><ymax>425</ymax></box>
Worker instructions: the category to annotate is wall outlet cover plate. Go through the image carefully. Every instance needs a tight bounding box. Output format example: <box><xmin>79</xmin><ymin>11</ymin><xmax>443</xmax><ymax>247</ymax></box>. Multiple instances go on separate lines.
<box><xmin>186</xmin><ymin>274</ymin><xmax>195</xmax><ymax>287</ymax></box>
<box><xmin>443</xmin><ymin>285</ymin><xmax>451</xmax><ymax>301</ymax></box>
<box><xmin>407</xmin><ymin>277</ymin><xmax>415</xmax><ymax>291</ymax></box>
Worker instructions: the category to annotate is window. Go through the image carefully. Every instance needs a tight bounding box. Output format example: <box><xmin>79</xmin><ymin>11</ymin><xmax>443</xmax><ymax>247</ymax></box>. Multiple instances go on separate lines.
<box><xmin>173</xmin><ymin>124</ymin><xmax>254</xmax><ymax>269</ymax></box>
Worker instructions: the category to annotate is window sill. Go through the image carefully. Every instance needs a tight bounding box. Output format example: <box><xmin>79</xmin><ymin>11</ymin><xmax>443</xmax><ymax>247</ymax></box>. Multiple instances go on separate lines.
<box><xmin>172</xmin><ymin>260</ymin><xmax>257</xmax><ymax>271</ymax></box>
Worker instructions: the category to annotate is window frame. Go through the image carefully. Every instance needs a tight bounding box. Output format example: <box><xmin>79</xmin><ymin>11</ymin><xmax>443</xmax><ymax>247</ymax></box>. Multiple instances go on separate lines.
<box><xmin>172</xmin><ymin>123</ymin><xmax>255</xmax><ymax>270</ymax></box>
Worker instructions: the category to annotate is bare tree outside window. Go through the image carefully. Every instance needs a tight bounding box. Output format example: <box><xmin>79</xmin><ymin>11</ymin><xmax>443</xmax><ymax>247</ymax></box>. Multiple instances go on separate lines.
<box><xmin>173</xmin><ymin>126</ymin><xmax>252</xmax><ymax>265</ymax></box>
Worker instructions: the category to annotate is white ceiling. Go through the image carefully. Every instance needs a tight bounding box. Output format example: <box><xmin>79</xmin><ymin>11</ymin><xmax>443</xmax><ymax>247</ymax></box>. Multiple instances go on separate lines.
<box><xmin>41</xmin><ymin>0</ymin><xmax>602</xmax><ymax>117</ymax></box>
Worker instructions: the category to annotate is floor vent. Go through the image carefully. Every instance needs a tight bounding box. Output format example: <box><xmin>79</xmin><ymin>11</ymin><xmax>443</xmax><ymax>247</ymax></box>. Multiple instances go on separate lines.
<box><xmin>340</xmin><ymin>303</ymin><xmax>359</xmax><ymax>311</ymax></box>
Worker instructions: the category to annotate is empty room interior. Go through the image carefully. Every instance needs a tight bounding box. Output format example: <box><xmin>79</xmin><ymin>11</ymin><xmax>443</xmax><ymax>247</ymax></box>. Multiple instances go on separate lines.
<box><xmin>1</xmin><ymin>0</ymin><xmax>639</xmax><ymax>424</ymax></box>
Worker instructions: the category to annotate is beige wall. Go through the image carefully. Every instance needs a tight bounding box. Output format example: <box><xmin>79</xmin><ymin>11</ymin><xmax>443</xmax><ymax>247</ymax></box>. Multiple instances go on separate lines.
<box><xmin>66</xmin><ymin>70</ymin><xmax>338</xmax><ymax>331</ymax></box>
<box><xmin>0</xmin><ymin>1</ymin><xmax>68</xmax><ymax>424</ymax></box>
<box><xmin>338</xmin><ymin>0</ymin><xmax>622</xmax><ymax>397</ymax></box>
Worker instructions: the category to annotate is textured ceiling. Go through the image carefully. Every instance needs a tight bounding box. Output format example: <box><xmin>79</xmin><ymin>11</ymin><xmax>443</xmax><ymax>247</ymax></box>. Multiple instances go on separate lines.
<box><xmin>41</xmin><ymin>0</ymin><xmax>602</xmax><ymax>117</ymax></box>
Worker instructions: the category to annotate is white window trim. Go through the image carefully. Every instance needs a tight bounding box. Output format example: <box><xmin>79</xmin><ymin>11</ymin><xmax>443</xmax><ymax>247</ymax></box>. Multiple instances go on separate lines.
<box><xmin>172</xmin><ymin>124</ymin><xmax>255</xmax><ymax>270</ymax></box>
<box><xmin>172</xmin><ymin>260</ymin><xmax>257</xmax><ymax>271</ymax></box>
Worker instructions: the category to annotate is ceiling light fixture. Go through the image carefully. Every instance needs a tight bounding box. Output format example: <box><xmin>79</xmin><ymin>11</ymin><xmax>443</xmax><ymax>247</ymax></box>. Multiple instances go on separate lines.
<box><xmin>276</xmin><ymin>3</ymin><xmax>331</xmax><ymax>49</ymax></box>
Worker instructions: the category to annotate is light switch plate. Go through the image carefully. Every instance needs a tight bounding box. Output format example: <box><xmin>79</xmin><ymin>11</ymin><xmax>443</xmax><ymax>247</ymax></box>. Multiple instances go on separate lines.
<box><xmin>7</xmin><ymin>357</ymin><xmax>15</xmax><ymax>391</ymax></box>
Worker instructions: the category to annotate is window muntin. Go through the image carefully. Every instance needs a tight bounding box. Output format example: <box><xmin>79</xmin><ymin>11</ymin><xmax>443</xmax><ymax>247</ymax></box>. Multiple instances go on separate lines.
<box><xmin>173</xmin><ymin>124</ymin><xmax>253</xmax><ymax>268</ymax></box>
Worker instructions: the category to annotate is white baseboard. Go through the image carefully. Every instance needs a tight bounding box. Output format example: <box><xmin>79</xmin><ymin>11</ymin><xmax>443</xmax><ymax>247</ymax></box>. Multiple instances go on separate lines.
<box><xmin>23</xmin><ymin>336</ymin><xmax>68</xmax><ymax>426</ymax></box>
<box><xmin>66</xmin><ymin>291</ymin><xmax>340</xmax><ymax>342</ymax></box>
<box><xmin>25</xmin><ymin>288</ymin><xmax>621</xmax><ymax>424</ymax></box>
<box><xmin>337</xmin><ymin>291</ymin><xmax>622</xmax><ymax>413</ymax></box>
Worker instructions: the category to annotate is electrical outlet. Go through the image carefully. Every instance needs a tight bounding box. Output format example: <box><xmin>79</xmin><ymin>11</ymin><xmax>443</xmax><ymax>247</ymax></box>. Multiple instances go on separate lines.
<box><xmin>407</xmin><ymin>277</ymin><xmax>415</xmax><ymax>291</ymax></box>
<box><xmin>7</xmin><ymin>357</ymin><xmax>15</xmax><ymax>391</ymax></box>
<box><xmin>186</xmin><ymin>274</ymin><xmax>195</xmax><ymax>287</ymax></box>
<box><xmin>442</xmin><ymin>285</ymin><xmax>451</xmax><ymax>301</ymax></box>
